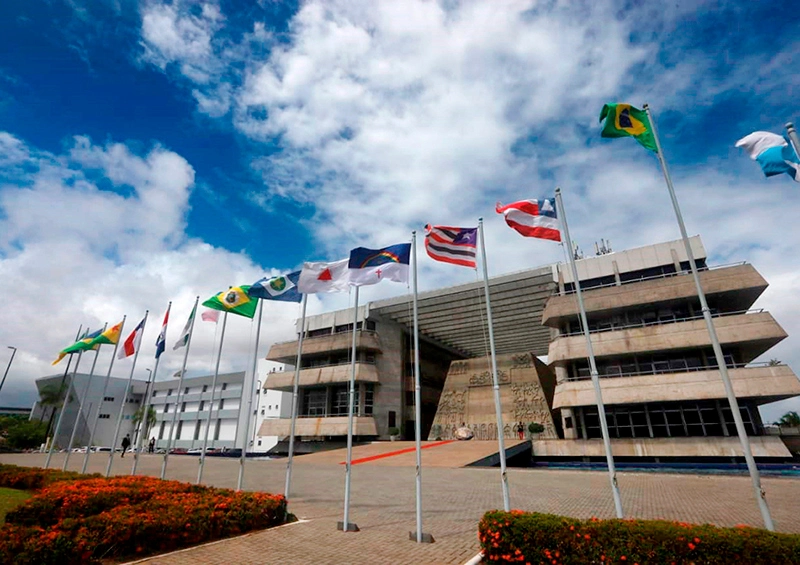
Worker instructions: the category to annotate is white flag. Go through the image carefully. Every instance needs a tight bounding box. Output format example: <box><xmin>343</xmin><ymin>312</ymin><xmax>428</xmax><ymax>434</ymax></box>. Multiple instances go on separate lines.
<box><xmin>297</xmin><ymin>259</ymin><xmax>350</xmax><ymax>294</ymax></box>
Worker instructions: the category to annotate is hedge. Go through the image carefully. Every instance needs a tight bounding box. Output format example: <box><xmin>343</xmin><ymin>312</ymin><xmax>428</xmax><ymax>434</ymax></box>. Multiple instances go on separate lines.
<box><xmin>0</xmin><ymin>469</ymin><xmax>289</xmax><ymax>565</ymax></box>
<box><xmin>479</xmin><ymin>511</ymin><xmax>800</xmax><ymax>564</ymax></box>
<box><xmin>0</xmin><ymin>464</ymin><xmax>100</xmax><ymax>491</ymax></box>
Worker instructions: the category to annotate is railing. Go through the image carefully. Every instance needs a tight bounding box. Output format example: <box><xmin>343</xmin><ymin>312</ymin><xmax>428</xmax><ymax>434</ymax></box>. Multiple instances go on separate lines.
<box><xmin>293</xmin><ymin>359</ymin><xmax>377</xmax><ymax>371</ymax></box>
<box><xmin>302</xmin><ymin>328</ymin><xmax>378</xmax><ymax>340</ymax></box>
<box><xmin>559</xmin><ymin>308</ymin><xmax>764</xmax><ymax>338</ymax></box>
<box><xmin>566</xmin><ymin>360</ymin><xmax>781</xmax><ymax>382</ymax></box>
<box><xmin>558</xmin><ymin>261</ymin><xmax>748</xmax><ymax>296</ymax></box>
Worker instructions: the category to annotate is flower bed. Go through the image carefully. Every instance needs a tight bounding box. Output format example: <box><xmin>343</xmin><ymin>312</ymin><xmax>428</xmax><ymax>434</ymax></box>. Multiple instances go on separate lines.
<box><xmin>0</xmin><ymin>470</ymin><xmax>288</xmax><ymax>565</ymax></box>
<box><xmin>0</xmin><ymin>464</ymin><xmax>99</xmax><ymax>490</ymax></box>
<box><xmin>479</xmin><ymin>511</ymin><xmax>800</xmax><ymax>564</ymax></box>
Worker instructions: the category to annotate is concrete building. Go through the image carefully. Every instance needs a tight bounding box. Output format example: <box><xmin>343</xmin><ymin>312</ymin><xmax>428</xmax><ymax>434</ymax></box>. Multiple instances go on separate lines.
<box><xmin>259</xmin><ymin>235</ymin><xmax>800</xmax><ymax>461</ymax></box>
<box><xmin>32</xmin><ymin>373</ymin><xmax>146</xmax><ymax>450</ymax></box>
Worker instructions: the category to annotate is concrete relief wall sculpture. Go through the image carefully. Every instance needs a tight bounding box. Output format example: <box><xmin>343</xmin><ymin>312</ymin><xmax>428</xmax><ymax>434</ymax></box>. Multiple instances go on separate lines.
<box><xmin>511</xmin><ymin>353</ymin><xmax>533</xmax><ymax>369</ymax></box>
<box><xmin>468</xmin><ymin>370</ymin><xmax>510</xmax><ymax>387</ymax></box>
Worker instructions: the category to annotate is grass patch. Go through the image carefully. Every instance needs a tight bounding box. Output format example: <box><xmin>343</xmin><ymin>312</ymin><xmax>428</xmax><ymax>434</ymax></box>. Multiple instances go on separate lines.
<box><xmin>0</xmin><ymin>488</ymin><xmax>30</xmax><ymax>524</ymax></box>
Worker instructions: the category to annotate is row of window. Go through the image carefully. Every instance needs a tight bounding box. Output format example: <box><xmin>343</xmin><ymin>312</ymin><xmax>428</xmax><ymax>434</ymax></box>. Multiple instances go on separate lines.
<box><xmin>300</xmin><ymin>352</ymin><xmax>376</xmax><ymax>369</ymax></box>
<box><xmin>161</xmin><ymin>399</ymin><xmax>228</xmax><ymax>413</ymax></box>
<box><xmin>562</xmin><ymin>260</ymin><xmax>705</xmax><ymax>292</ymax></box>
<box><xmin>300</xmin><ymin>384</ymin><xmax>374</xmax><ymax>417</ymax></box>
<box><xmin>153</xmin><ymin>383</ymin><xmax>231</xmax><ymax>397</ymax></box>
<box><xmin>157</xmin><ymin>419</ymin><xmax>224</xmax><ymax>441</ymax></box>
<box><xmin>306</xmin><ymin>320</ymin><xmax>377</xmax><ymax>338</ymax></box>
<box><xmin>569</xmin><ymin>400</ymin><xmax>758</xmax><ymax>439</ymax></box>
<box><xmin>569</xmin><ymin>348</ymin><xmax>738</xmax><ymax>380</ymax></box>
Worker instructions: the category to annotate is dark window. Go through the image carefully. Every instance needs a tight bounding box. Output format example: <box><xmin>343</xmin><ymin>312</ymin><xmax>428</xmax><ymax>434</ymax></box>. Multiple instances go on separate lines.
<box><xmin>202</xmin><ymin>385</ymin><xmax>208</xmax><ymax>393</ymax></box>
<box><xmin>176</xmin><ymin>421</ymin><xmax>183</xmax><ymax>439</ymax></box>
<box><xmin>164</xmin><ymin>404</ymin><xmax>169</xmax><ymax>413</ymax></box>
<box><xmin>405</xmin><ymin>391</ymin><xmax>415</xmax><ymax>406</ymax></box>
<box><xmin>185</xmin><ymin>387</ymin><xmax>190</xmax><ymax>394</ymax></box>
<box><xmin>364</xmin><ymin>384</ymin><xmax>374</xmax><ymax>415</ymax></box>
<box><xmin>388</xmin><ymin>411</ymin><xmax>396</xmax><ymax>428</ymax></box>
<box><xmin>167</xmin><ymin>389</ymin><xmax>173</xmax><ymax>396</ymax></box>
<box><xmin>365</xmin><ymin>320</ymin><xmax>376</xmax><ymax>331</ymax></box>
<box><xmin>564</xmin><ymin>417</ymin><xmax>573</xmax><ymax>429</ymax></box>
<box><xmin>213</xmin><ymin>419</ymin><xmax>221</xmax><ymax>441</ymax></box>
<box><xmin>158</xmin><ymin>421</ymin><xmax>165</xmax><ymax>440</ymax></box>
<box><xmin>222</xmin><ymin>383</ymin><xmax>227</xmax><ymax>391</ymax></box>
<box><xmin>199</xmin><ymin>400</ymin><xmax>205</xmax><ymax>411</ymax></box>
<box><xmin>302</xmin><ymin>388</ymin><xmax>327</xmax><ymax>417</ymax></box>
<box><xmin>98</xmin><ymin>414</ymin><xmax>111</xmax><ymax>419</ymax></box>
<box><xmin>307</xmin><ymin>327</ymin><xmax>332</xmax><ymax>337</ymax></box>
<box><xmin>181</xmin><ymin>402</ymin><xmax>187</xmax><ymax>412</ymax></box>
<box><xmin>219</xmin><ymin>399</ymin><xmax>224</xmax><ymax>410</ymax></box>
<box><xmin>193</xmin><ymin>421</ymin><xmax>201</xmax><ymax>440</ymax></box>
<box><xmin>103</xmin><ymin>396</ymin><xmax>114</xmax><ymax>402</ymax></box>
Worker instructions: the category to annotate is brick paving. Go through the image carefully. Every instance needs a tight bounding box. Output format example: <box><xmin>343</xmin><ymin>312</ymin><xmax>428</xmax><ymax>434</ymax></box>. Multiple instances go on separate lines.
<box><xmin>3</xmin><ymin>449</ymin><xmax>800</xmax><ymax>565</ymax></box>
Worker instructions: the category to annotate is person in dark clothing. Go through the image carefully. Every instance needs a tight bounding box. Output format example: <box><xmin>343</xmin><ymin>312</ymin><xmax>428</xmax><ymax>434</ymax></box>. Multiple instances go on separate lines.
<box><xmin>121</xmin><ymin>434</ymin><xmax>131</xmax><ymax>457</ymax></box>
<box><xmin>516</xmin><ymin>422</ymin><xmax>525</xmax><ymax>440</ymax></box>
<box><xmin>148</xmin><ymin>437</ymin><xmax>155</xmax><ymax>453</ymax></box>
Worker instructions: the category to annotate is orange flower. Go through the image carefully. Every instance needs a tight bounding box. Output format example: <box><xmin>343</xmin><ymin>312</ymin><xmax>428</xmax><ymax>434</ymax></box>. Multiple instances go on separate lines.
<box><xmin>688</xmin><ymin>542</ymin><xmax>696</xmax><ymax>550</ymax></box>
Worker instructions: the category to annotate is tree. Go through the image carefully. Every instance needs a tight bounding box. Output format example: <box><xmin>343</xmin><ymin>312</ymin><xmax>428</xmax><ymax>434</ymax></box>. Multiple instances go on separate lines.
<box><xmin>777</xmin><ymin>411</ymin><xmax>800</xmax><ymax>428</ymax></box>
<box><xmin>0</xmin><ymin>417</ymin><xmax>48</xmax><ymax>450</ymax></box>
<box><xmin>132</xmin><ymin>405</ymin><xmax>157</xmax><ymax>444</ymax></box>
<box><xmin>38</xmin><ymin>381</ymin><xmax>73</xmax><ymax>438</ymax></box>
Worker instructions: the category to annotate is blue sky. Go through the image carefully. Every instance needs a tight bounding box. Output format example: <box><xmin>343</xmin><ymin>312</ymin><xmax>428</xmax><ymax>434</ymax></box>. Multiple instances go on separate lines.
<box><xmin>1</xmin><ymin>0</ymin><xmax>800</xmax><ymax>421</ymax></box>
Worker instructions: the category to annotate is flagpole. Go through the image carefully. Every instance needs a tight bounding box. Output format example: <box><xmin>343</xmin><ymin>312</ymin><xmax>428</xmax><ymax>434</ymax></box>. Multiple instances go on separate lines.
<box><xmin>785</xmin><ymin>122</ymin><xmax>800</xmax><ymax>162</ymax></box>
<box><xmin>340</xmin><ymin>285</ymin><xmax>360</xmax><ymax>532</ymax></box>
<box><xmin>82</xmin><ymin>316</ymin><xmax>127</xmax><ymax>474</ymax></box>
<box><xmin>45</xmin><ymin>330</ymin><xmax>84</xmax><ymax>469</ymax></box>
<box><xmin>198</xmin><ymin>310</ymin><xmax>228</xmax><ymax>484</ymax></box>
<box><xmin>645</xmin><ymin>104</ymin><xmax>774</xmax><ymax>530</ymax></box>
<box><xmin>554</xmin><ymin>188</ymin><xmax>624</xmax><ymax>518</ymax></box>
<box><xmin>477</xmin><ymin>218</ymin><xmax>510</xmax><ymax>512</ymax></box>
<box><xmin>410</xmin><ymin>231</ymin><xmax>432</xmax><ymax>543</ymax></box>
<box><xmin>62</xmin><ymin>334</ymin><xmax>104</xmax><ymax>471</ymax></box>
<box><xmin>132</xmin><ymin>355</ymin><xmax>159</xmax><ymax>475</ymax></box>
<box><xmin>106</xmin><ymin>312</ymin><xmax>149</xmax><ymax>477</ymax></box>
<box><xmin>45</xmin><ymin>324</ymin><xmax>83</xmax><ymax>446</ymax></box>
<box><xmin>44</xmin><ymin>324</ymin><xmax>84</xmax><ymax>469</ymax></box>
<box><xmin>237</xmin><ymin>299</ymin><xmax>263</xmax><ymax>491</ymax></box>
<box><xmin>161</xmin><ymin>297</ymin><xmax>199</xmax><ymax>480</ymax></box>
<box><xmin>284</xmin><ymin>294</ymin><xmax>308</xmax><ymax>499</ymax></box>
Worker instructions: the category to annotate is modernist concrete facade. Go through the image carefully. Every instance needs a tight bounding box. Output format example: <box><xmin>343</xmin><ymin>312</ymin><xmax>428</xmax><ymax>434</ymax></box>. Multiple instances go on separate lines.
<box><xmin>543</xmin><ymin>237</ymin><xmax>800</xmax><ymax>460</ymax></box>
<box><xmin>261</xmin><ymin>236</ymin><xmax>800</xmax><ymax>460</ymax></box>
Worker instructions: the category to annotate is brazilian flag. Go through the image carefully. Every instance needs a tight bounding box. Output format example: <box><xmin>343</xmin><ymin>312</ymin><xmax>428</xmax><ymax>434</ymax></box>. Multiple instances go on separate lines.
<box><xmin>202</xmin><ymin>286</ymin><xmax>257</xmax><ymax>319</ymax></box>
<box><xmin>599</xmin><ymin>103</ymin><xmax>657</xmax><ymax>152</ymax></box>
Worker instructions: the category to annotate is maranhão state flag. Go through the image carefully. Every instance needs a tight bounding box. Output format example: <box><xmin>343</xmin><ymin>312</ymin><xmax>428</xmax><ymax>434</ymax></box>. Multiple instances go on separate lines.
<box><xmin>348</xmin><ymin>243</ymin><xmax>411</xmax><ymax>286</ymax></box>
<box><xmin>298</xmin><ymin>259</ymin><xmax>350</xmax><ymax>294</ymax></box>
<box><xmin>424</xmin><ymin>225</ymin><xmax>477</xmax><ymax>268</ymax></box>
<box><xmin>118</xmin><ymin>315</ymin><xmax>147</xmax><ymax>359</ymax></box>
<box><xmin>496</xmin><ymin>198</ymin><xmax>561</xmax><ymax>242</ymax></box>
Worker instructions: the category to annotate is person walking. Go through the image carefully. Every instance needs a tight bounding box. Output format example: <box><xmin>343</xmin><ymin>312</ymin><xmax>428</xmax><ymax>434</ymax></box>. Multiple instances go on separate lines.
<box><xmin>120</xmin><ymin>434</ymin><xmax>131</xmax><ymax>458</ymax></box>
<box><xmin>516</xmin><ymin>422</ymin><xmax>524</xmax><ymax>440</ymax></box>
<box><xmin>148</xmin><ymin>437</ymin><xmax>155</xmax><ymax>453</ymax></box>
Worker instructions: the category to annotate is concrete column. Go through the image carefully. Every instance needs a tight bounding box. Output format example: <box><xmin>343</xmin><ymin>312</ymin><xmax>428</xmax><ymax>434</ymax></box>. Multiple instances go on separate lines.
<box><xmin>716</xmin><ymin>400</ymin><xmax>730</xmax><ymax>436</ymax></box>
<box><xmin>612</xmin><ymin>260</ymin><xmax>622</xmax><ymax>286</ymax></box>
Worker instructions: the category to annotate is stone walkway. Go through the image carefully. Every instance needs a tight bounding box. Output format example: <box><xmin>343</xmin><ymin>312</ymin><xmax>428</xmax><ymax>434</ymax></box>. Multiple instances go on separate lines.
<box><xmin>3</xmin><ymin>448</ymin><xmax>800</xmax><ymax>564</ymax></box>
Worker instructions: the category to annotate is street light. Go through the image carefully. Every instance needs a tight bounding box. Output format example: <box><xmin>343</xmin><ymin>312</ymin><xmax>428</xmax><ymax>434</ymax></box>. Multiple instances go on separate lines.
<box><xmin>0</xmin><ymin>346</ymin><xmax>18</xmax><ymax>399</ymax></box>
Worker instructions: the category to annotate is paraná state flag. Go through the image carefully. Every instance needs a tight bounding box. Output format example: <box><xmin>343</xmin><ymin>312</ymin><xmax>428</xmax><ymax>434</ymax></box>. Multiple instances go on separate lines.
<box><xmin>496</xmin><ymin>199</ymin><xmax>561</xmax><ymax>242</ymax></box>
<box><xmin>173</xmin><ymin>303</ymin><xmax>197</xmax><ymax>350</ymax></box>
<box><xmin>599</xmin><ymin>103</ymin><xmax>657</xmax><ymax>152</ymax></box>
<box><xmin>298</xmin><ymin>259</ymin><xmax>350</xmax><ymax>294</ymax></box>
<box><xmin>249</xmin><ymin>271</ymin><xmax>303</xmax><ymax>302</ymax></box>
<box><xmin>424</xmin><ymin>225</ymin><xmax>477</xmax><ymax>268</ymax></box>
<box><xmin>735</xmin><ymin>131</ymin><xmax>800</xmax><ymax>182</ymax></box>
<box><xmin>52</xmin><ymin>328</ymin><xmax>103</xmax><ymax>365</ymax></box>
<box><xmin>155</xmin><ymin>305</ymin><xmax>170</xmax><ymax>359</ymax></box>
<box><xmin>348</xmin><ymin>243</ymin><xmax>411</xmax><ymax>286</ymax></box>
<box><xmin>202</xmin><ymin>286</ymin><xmax>257</xmax><ymax>319</ymax></box>
<box><xmin>118</xmin><ymin>316</ymin><xmax>147</xmax><ymax>359</ymax></box>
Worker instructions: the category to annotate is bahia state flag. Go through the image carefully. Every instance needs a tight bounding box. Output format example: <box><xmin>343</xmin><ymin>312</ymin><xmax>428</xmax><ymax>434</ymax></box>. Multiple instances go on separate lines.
<box><xmin>736</xmin><ymin>131</ymin><xmax>800</xmax><ymax>182</ymax></box>
<box><xmin>298</xmin><ymin>259</ymin><xmax>350</xmax><ymax>294</ymax></box>
<box><xmin>202</xmin><ymin>286</ymin><xmax>258</xmax><ymax>319</ymax></box>
<box><xmin>249</xmin><ymin>271</ymin><xmax>303</xmax><ymax>303</ymax></box>
<box><xmin>496</xmin><ymin>199</ymin><xmax>561</xmax><ymax>242</ymax></box>
<box><xmin>599</xmin><ymin>103</ymin><xmax>657</xmax><ymax>152</ymax></box>
<box><xmin>52</xmin><ymin>328</ymin><xmax>103</xmax><ymax>365</ymax></box>
<box><xmin>348</xmin><ymin>243</ymin><xmax>411</xmax><ymax>286</ymax></box>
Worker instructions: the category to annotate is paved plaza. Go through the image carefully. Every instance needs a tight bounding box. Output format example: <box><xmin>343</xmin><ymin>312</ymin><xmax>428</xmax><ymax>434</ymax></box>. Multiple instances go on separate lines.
<box><xmin>2</xmin><ymin>445</ymin><xmax>800</xmax><ymax>564</ymax></box>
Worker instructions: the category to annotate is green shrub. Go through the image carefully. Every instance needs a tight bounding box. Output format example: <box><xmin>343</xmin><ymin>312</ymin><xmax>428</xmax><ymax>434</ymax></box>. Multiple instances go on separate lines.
<box><xmin>527</xmin><ymin>423</ymin><xmax>545</xmax><ymax>435</ymax></box>
<box><xmin>388</xmin><ymin>427</ymin><xmax>400</xmax><ymax>436</ymax></box>
<box><xmin>479</xmin><ymin>510</ymin><xmax>800</xmax><ymax>564</ymax></box>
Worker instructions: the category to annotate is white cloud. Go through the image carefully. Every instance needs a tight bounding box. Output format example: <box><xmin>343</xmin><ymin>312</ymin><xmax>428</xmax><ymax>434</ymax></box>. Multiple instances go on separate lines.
<box><xmin>131</xmin><ymin>0</ymin><xmax>800</xmax><ymax>424</ymax></box>
<box><xmin>0</xmin><ymin>133</ymin><xmax>316</xmax><ymax>408</ymax></box>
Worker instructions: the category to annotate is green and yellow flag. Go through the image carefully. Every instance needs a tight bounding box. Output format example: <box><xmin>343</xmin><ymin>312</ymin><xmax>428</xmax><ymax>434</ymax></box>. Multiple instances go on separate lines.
<box><xmin>599</xmin><ymin>103</ymin><xmax>657</xmax><ymax>152</ymax></box>
<box><xmin>202</xmin><ymin>286</ymin><xmax>257</xmax><ymax>319</ymax></box>
<box><xmin>87</xmin><ymin>321</ymin><xmax>124</xmax><ymax>347</ymax></box>
<box><xmin>52</xmin><ymin>327</ymin><xmax>103</xmax><ymax>365</ymax></box>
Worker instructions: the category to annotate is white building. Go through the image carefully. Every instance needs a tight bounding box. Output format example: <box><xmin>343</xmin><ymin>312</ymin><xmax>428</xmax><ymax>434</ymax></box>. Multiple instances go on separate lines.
<box><xmin>251</xmin><ymin>360</ymin><xmax>291</xmax><ymax>453</ymax></box>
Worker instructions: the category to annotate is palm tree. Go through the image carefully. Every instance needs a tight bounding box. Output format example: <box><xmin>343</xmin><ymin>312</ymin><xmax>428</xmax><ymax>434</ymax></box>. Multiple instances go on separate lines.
<box><xmin>39</xmin><ymin>381</ymin><xmax>73</xmax><ymax>438</ymax></box>
<box><xmin>132</xmin><ymin>405</ymin><xmax>157</xmax><ymax>445</ymax></box>
<box><xmin>777</xmin><ymin>411</ymin><xmax>800</xmax><ymax>428</ymax></box>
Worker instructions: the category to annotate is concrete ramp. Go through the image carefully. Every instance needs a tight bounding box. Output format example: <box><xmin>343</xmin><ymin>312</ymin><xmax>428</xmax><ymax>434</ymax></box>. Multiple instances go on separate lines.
<box><xmin>292</xmin><ymin>440</ymin><xmax>530</xmax><ymax>468</ymax></box>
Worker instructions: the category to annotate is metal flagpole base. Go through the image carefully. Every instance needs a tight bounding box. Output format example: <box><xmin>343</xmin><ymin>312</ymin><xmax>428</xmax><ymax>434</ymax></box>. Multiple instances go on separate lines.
<box><xmin>408</xmin><ymin>531</ymin><xmax>435</xmax><ymax>543</ymax></box>
<box><xmin>337</xmin><ymin>521</ymin><xmax>360</xmax><ymax>532</ymax></box>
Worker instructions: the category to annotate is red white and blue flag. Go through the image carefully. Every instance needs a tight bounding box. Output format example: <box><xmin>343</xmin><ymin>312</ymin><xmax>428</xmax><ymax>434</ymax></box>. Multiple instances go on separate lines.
<box><xmin>495</xmin><ymin>198</ymin><xmax>561</xmax><ymax>242</ymax></box>
<box><xmin>155</xmin><ymin>305</ymin><xmax>170</xmax><ymax>359</ymax></box>
<box><xmin>424</xmin><ymin>225</ymin><xmax>478</xmax><ymax>268</ymax></box>
<box><xmin>118</xmin><ymin>316</ymin><xmax>147</xmax><ymax>359</ymax></box>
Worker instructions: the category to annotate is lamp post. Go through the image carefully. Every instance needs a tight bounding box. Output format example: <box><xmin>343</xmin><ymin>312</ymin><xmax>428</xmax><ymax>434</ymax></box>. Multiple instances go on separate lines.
<box><xmin>251</xmin><ymin>380</ymin><xmax>262</xmax><ymax>452</ymax></box>
<box><xmin>0</xmin><ymin>346</ymin><xmax>17</xmax><ymax>399</ymax></box>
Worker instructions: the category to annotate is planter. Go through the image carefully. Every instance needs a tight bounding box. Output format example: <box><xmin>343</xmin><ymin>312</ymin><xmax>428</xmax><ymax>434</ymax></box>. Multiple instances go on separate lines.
<box><xmin>389</xmin><ymin>435</ymin><xmax>399</xmax><ymax>442</ymax></box>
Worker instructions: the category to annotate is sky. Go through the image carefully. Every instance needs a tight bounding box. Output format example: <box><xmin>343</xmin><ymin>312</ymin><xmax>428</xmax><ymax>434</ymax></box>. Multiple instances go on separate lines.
<box><xmin>1</xmin><ymin>0</ymin><xmax>799</xmax><ymax>423</ymax></box>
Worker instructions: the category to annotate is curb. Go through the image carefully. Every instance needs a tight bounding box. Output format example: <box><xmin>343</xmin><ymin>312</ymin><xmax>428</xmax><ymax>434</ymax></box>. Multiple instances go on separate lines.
<box><xmin>463</xmin><ymin>552</ymin><xmax>483</xmax><ymax>565</ymax></box>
